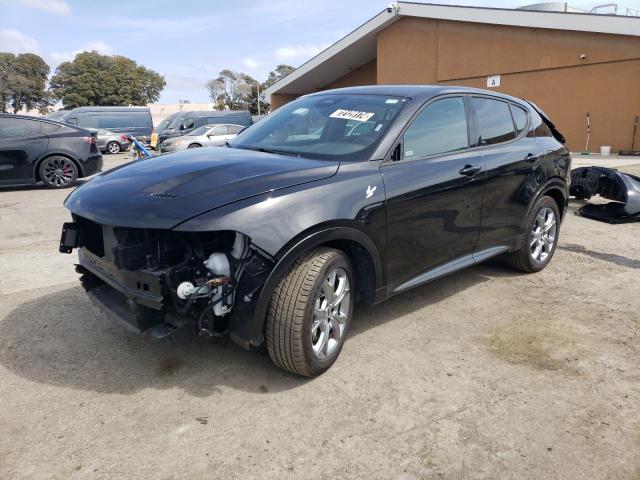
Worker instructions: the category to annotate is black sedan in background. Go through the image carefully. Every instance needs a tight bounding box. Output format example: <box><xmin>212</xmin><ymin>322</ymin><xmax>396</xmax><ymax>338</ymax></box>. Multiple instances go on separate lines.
<box><xmin>0</xmin><ymin>114</ymin><xmax>103</xmax><ymax>188</ymax></box>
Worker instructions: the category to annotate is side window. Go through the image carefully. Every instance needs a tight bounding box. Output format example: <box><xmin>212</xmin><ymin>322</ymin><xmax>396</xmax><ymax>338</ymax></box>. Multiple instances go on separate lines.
<box><xmin>228</xmin><ymin>125</ymin><xmax>244</xmax><ymax>134</ymax></box>
<box><xmin>510</xmin><ymin>105</ymin><xmax>528</xmax><ymax>135</ymax></box>
<box><xmin>534</xmin><ymin>121</ymin><xmax>553</xmax><ymax>137</ymax></box>
<box><xmin>0</xmin><ymin>118</ymin><xmax>41</xmax><ymax>137</ymax></box>
<box><xmin>41</xmin><ymin>122</ymin><xmax>62</xmax><ymax>133</ymax></box>
<box><xmin>209</xmin><ymin>125</ymin><xmax>227</xmax><ymax>136</ymax></box>
<box><xmin>472</xmin><ymin>98</ymin><xmax>517</xmax><ymax>145</ymax></box>
<box><xmin>403</xmin><ymin>97</ymin><xmax>469</xmax><ymax>159</ymax></box>
<box><xmin>66</xmin><ymin>117</ymin><xmax>77</xmax><ymax>125</ymax></box>
<box><xmin>182</xmin><ymin>117</ymin><xmax>195</xmax><ymax>130</ymax></box>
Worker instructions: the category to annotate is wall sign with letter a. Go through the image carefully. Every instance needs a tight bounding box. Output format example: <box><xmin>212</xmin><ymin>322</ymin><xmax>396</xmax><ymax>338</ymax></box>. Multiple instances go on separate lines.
<box><xmin>487</xmin><ymin>75</ymin><xmax>501</xmax><ymax>88</ymax></box>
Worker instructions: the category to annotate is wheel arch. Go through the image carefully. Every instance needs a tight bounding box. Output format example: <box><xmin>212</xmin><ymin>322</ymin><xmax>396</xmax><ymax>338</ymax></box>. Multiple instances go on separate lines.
<box><xmin>244</xmin><ymin>224</ymin><xmax>385</xmax><ymax>349</ymax></box>
<box><xmin>34</xmin><ymin>153</ymin><xmax>83</xmax><ymax>182</ymax></box>
<box><xmin>541</xmin><ymin>182</ymin><xmax>568</xmax><ymax>220</ymax></box>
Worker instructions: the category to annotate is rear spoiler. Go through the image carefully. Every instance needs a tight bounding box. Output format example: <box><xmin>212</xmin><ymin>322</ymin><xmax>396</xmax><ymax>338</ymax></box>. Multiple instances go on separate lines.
<box><xmin>526</xmin><ymin>101</ymin><xmax>566</xmax><ymax>144</ymax></box>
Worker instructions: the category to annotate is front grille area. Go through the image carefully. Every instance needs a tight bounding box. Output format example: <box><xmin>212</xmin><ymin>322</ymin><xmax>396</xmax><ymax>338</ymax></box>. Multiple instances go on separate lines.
<box><xmin>73</xmin><ymin>214</ymin><xmax>104</xmax><ymax>257</ymax></box>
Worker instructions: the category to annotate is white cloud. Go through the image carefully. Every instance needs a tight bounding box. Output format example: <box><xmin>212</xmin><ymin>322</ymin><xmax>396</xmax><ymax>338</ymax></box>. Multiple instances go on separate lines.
<box><xmin>275</xmin><ymin>43</ymin><xmax>329</xmax><ymax>61</ymax></box>
<box><xmin>0</xmin><ymin>29</ymin><xmax>40</xmax><ymax>53</ymax></box>
<box><xmin>242</xmin><ymin>57</ymin><xmax>263</xmax><ymax>69</ymax></box>
<box><xmin>50</xmin><ymin>40</ymin><xmax>114</xmax><ymax>64</ymax></box>
<box><xmin>7</xmin><ymin>0</ymin><xmax>71</xmax><ymax>15</ymax></box>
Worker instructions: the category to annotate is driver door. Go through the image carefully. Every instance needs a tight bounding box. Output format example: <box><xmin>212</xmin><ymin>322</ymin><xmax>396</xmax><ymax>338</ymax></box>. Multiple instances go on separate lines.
<box><xmin>381</xmin><ymin>95</ymin><xmax>486</xmax><ymax>293</ymax></box>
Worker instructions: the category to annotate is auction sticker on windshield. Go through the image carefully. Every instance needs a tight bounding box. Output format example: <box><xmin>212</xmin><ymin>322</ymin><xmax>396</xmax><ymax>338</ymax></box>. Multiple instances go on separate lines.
<box><xmin>330</xmin><ymin>109</ymin><xmax>375</xmax><ymax>122</ymax></box>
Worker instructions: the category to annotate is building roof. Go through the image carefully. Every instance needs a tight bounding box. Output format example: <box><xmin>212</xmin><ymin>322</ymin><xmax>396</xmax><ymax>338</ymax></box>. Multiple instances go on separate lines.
<box><xmin>264</xmin><ymin>1</ymin><xmax>640</xmax><ymax>101</ymax></box>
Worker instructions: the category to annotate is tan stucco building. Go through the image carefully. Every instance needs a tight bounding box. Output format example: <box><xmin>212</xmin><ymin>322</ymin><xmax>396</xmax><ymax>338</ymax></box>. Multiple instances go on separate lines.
<box><xmin>265</xmin><ymin>3</ymin><xmax>640</xmax><ymax>152</ymax></box>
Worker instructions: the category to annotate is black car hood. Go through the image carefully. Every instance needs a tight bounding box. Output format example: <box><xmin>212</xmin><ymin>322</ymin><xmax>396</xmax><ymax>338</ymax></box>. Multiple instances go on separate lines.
<box><xmin>64</xmin><ymin>147</ymin><xmax>339</xmax><ymax>229</ymax></box>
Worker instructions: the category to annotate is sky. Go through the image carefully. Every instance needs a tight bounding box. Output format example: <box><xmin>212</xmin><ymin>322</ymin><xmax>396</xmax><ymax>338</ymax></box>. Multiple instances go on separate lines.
<box><xmin>1</xmin><ymin>0</ymin><xmax>638</xmax><ymax>104</ymax></box>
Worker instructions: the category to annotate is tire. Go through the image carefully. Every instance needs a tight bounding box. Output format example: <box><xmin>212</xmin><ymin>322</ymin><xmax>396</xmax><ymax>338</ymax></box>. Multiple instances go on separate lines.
<box><xmin>266</xmin><ymin>248</ymin><xmax>354</xmax><ymax>377</ymax></box>
<box><xmin>106</xmin><ymin>141</ymin><xmax>121</xmax><ymax>154</ymax></box>
<box><xmin>187</xmin><ymin>143</ymin><xmax>201</xmax><ymax>149</ymax></box>
<box><xmin>503</xmin><ymin>196</ymin><xmax>561</xmax><ymax>273</ymax></box>
<box><xmin>38</xmin><ymin>156</ymin><xmax>78</xmax><ymax>188</ymax></box>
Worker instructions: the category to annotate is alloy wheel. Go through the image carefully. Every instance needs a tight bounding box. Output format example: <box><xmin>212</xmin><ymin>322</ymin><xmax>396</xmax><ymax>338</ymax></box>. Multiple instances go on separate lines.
<box><xmin>107</xmin><ymin>142</ymin><xmax>121</xmax><ymax>154</ymax></box>
<box><xmin>311</xmin><ymin>267</ymin><xmax>350</xmax><ymax>359</ymax></box>
<box><xmin>42</xmin><ymin>157</ymin><xmax>76</xmax><ymax>187</ymax></box>
<box><xmin>530</xmin><ymin>207</ymin><xmax>557</xmax><ymax>263</ymax></box>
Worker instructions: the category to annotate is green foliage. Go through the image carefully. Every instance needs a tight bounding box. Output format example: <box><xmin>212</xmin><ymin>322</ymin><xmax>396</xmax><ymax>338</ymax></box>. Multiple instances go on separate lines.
<box><xmin>206</xmin><ymin>64</ymin><xmax>294</xmax><ymax>115</ymax></box>
<box><xmin>50</xmin><ymin>51</ymin><xmax>166</xmax><ymax>109</ymax></box>
<box><xmin>264</xmin><ymin>64</ymin><xmax>294</xmax><ymax>89</ymax></box>
<box><xmin>0</xmin><ymin>52</ymin><xmax>50</xmax><ymax>113</ymax></box>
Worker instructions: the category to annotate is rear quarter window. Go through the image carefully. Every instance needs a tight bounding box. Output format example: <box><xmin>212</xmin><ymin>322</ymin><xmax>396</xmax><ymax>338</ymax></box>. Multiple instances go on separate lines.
<box><xmin>510</xmin><ymin>105</ymin><xmax>528</xmax><ymax>135</ymax></box>
<box><xmin>472</xmin><ymin>97</ymin><xmax>517</xmax><ymax>146</ymax></box>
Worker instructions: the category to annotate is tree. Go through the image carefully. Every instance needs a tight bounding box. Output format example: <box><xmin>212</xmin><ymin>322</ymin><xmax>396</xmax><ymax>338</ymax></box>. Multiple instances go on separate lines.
<box><xmin>0</xmin><ymin>52</ymin><xmax>50</xmax><ymax>113</ymax></box>
<box><xmin>50</xmin><ymin>51</ymin><xmax>165</xmax><ymax>109</ymax></box>
<box><xmin>206</xmin><ymin>69</ymin><xmax>254</xmax><ymax>111</ymax></box>
<box><xmin>206</xmin><ymin>64</ymin><xmax>295</xmax><ymax>115</ymax></box>
<box><xmin>264</xmin><ymin>64</ymin><xmax>294</xmax><ymax>89</ymax></box>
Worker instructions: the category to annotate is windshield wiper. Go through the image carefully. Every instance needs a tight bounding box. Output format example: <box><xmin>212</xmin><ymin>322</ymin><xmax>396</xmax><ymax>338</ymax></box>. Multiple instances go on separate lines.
<box><xmin>257</xmin><ymin>147</ymin><xmax>300</xmax><ymax>157</ymax></box>
<box><xmin>224</xmin><ymin>140</ymin><xmax>233</xmax><ymax>148</ymax></box>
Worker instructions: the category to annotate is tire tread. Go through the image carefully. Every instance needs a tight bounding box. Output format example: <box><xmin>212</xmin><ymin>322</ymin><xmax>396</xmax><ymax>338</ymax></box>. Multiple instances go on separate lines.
<box><xmin>266</xmin><ymin>248</ymin><xmax>341</xmax><ymax>377</ymax></box>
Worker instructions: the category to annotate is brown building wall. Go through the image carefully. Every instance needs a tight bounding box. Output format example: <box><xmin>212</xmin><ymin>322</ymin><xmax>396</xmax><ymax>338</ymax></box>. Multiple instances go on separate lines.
<box><xmin>376</xmin><ymin>18</ymin><xmax>640</xmax><ymax>152</ymax></box>
<box><xmin>270</xmin><ymin>17</ymin><xmax>640</xmax><ymax>152</ymax></box>
<box><xmin>324</xmin><ymin>58</ymin><xmax>377</xmax><ymax>89</ymax></box>
<box><xmin>270</xmin><ymin>93</ymin><xmax>299</xmax><ymax>110</ymax></box>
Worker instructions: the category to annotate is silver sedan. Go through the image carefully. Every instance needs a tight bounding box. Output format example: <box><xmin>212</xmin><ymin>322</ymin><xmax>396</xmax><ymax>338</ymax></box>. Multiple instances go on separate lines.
<box><xmin>89</xmin><ymin>129</ymin><xmax>131</xmax><ymax>154</ymax></box>
<box><xmin>160</xmin><ymin>124</ymin><xmax>244</xmax><ymax>153</ymax></box>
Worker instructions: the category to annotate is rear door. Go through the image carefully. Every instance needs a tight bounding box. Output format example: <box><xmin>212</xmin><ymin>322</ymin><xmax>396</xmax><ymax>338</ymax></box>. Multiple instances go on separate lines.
<box><xmin>382</xmin><ymin>95</ymin><xmax>486</xmax><ymax>293</ymax></box>
<box><xmin>205</xmin><ymin>125</ymin><xmax>230</xmax><ymax>145</ymax></box>
<box><xmin>0</xmin><ymin>117</ymin><xmax>48</xmax><ymax>182</ymax></box>
<box><xmin>470</xmin><ymin>96</ymin><xmax>544</xmax><ymax>251</ymax></box>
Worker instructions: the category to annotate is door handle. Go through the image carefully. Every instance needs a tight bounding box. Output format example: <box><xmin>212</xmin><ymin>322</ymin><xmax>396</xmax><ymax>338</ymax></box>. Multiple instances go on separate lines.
<box><xmin>459</xmin><ymin>164</ymin><xmax>482</xmax><ymax>177</ymax></box>
<box><xmin>525</xmin><ymin>153</ymin><xmax>539</xmax><ymax>162</ymax></box>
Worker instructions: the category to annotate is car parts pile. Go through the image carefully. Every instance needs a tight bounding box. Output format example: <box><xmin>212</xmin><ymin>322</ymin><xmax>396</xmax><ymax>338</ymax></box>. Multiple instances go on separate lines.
<box><xmin>570</xmin><ymin>166</ymin><xmax>640</xmax><ymax>223</ymax></box>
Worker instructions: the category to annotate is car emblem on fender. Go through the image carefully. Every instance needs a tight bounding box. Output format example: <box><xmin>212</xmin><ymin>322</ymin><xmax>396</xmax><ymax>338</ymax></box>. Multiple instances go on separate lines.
<box><xmin>366</xmin><ymin>185</ymin><xmax>377</xmax><ymax>199</ymax></box>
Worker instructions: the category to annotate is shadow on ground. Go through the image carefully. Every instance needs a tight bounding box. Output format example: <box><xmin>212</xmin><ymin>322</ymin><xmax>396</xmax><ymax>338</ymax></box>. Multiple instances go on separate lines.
<box><xmin>0</xmin><ymin>178</ymin><xmax>89</xmax><ymax>192</ymax></box>
<box><xmin>0</xmin><ymin>260</ymin><xmax>513</xmax><ymax>397</ymax></box>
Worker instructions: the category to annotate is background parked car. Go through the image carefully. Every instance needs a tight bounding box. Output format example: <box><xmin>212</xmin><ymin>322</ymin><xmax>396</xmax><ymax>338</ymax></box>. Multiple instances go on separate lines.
<box><xmin>88</xmin><ymin>128</ymin><xmax>131</xmax><ymax>154</ymax></box>
<box><xmin>58</xmin><ymin>106</ymin><xmax>153</xmax><ymax>142</ymax></box>
<box><xmin>160</xmin><ymin>123</ymin><xmax>244</xmax><ymax>152</ymax></box>
<box><xmin>157</xmin><ymin>110</ymin><xmax>252</xmax><ymax>142</ymax></box>
<box><xmin>0</xmin><ymin>114</ymin><xmax>102</xmax><ymax>188</ymax></box>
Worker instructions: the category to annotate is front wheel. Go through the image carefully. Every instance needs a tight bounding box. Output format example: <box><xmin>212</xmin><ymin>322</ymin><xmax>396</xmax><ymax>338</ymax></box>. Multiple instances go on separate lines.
<box><xmin>504</xmin><ymin>196</ymin><xmax>560</xmax><ymax>273</ymax></box>
<box><xmin>266</xmin><ymin>248</ymin><xmax>353</xmax><ymax>377</ymax></box>
<box><xmin>187</xmin><ymin>143</ymin><xmax>201</xmax><ymax>149</ymax></box>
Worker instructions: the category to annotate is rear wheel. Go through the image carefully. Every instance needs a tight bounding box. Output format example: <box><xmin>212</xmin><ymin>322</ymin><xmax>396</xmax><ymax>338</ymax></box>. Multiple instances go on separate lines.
<box><xmin>266</xmin><ymin>248</ymin><xmax>353</xmax><ymax>377</ymax></box>
<box><xmin>106</xmin><ymin>141</ymin><xmax>121</xmax><ymax>154</ymax></box>
<box><xmin>504</xmin><ymin>196</ymin><xmax>560</xmax><ymax>273</ymax></box>
<box><xmin>39</xmin><ymin>156</ymin><xmax>78</xmax><ymax>188</ymax></box>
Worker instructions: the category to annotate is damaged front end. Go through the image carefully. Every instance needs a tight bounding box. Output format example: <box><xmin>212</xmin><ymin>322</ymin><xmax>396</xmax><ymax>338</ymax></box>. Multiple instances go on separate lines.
<box><xmin>60</xmin><ymin>215</ymin><xmax>274</xmax><ymax>344</ymax></box>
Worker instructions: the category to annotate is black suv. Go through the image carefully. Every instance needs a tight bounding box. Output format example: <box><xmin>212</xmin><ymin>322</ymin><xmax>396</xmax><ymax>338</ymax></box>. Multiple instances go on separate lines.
<box><xmin>60</xmin><ymin>86</ymin><xmax>570</xmax><ymax>376</ymax></box>
<box><xmin>0</xmin><ymin>114</ymin><xmax>103</xmax><ymax>188</ymax></box>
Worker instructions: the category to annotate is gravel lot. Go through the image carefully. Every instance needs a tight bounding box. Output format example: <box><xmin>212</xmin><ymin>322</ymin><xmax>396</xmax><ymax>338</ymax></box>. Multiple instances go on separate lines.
<box><xmin>1</xmin><ymin>152</ymin><xmax>639</xmax><ymax>479</ymax></box>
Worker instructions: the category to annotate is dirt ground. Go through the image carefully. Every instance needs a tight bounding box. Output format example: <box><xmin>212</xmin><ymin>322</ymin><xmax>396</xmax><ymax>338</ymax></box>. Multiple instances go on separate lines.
<box><xmin>0</xmin><ymin>153</ymin><xmax>639</xmax><ymax>479</ymax></box>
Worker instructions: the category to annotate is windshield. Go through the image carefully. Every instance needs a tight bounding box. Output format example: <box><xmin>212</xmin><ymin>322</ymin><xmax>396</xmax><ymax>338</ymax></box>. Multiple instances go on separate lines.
<box><xmin>157</xmin><ymin>113</ymin><xmax>180</xmax><ymax>130</ymax></box>
<box><xmin>188</xmin><ymin>125</ymin><xmax>210</xmax><ymax>136</ymax></box>
<box><xmin>229</xmin><ymin>94</ymin><xmax>407</xmax><ymax>161</ymax></box>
